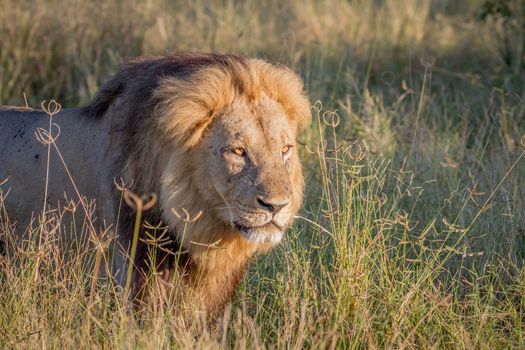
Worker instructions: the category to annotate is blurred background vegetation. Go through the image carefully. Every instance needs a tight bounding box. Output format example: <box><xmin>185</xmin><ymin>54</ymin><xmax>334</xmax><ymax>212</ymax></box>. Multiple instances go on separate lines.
<box><xmin>1</xmin><ymin>0</ymin><xmax>525</xmax><ymax>348</ymax></box>
<box><xmin>3</xmin><ymin>0</ymin><xmax>522</xmax><ymax>265</ymax></box>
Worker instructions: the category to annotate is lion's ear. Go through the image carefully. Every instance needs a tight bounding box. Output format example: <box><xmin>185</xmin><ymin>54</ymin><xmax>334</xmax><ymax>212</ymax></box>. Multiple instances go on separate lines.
<box><xmin>82</xmin><ymin>70</ymin><xmax>126</xmax><ymax>118</ymax></box>
<box><xmin>154</xmin><ymin>68</ymin><xmax>236</xmax><ymax>147</ymax></box>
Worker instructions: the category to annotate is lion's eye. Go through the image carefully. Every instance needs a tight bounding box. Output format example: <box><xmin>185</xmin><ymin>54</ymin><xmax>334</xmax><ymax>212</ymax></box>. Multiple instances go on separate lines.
<box><xmin>232</xmin><ymin>147</ymin><xmax>246</xmax><ymax>157</ymax></box>
<box><xmin>281</xmin><ymin>145</ymin><xmax>292</xmax><ymax>155</ymax></box>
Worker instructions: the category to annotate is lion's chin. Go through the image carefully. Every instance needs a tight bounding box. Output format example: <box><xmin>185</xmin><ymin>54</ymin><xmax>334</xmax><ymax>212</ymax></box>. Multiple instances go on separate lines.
<box><xmin>234</xmin><ymin>222</ymin><xmax>284</xmax><ymax>246</ymax></box>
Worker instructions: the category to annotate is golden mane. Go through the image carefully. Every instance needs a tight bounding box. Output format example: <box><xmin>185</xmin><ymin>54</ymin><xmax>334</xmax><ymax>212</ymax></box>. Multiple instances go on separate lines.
<box><xmin>80</xmin><ymin>52</ymin><xmax>311</xmax><ymax>314</ymax></box>
<box><xmin>154</xmin><ymin>57</ymin><xmax>311</xmax><ymax>147</ymax></box>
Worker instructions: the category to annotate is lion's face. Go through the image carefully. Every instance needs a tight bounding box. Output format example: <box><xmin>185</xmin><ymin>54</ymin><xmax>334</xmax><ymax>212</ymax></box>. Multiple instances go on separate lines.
<box><xmin>153</xmin><ymin>56</ymin><xmax>310</xmax><ymax>250</ymax></box>
<box><xmin>195</xmin><ymin>95</ymin><xmax>301</xmax><ymax>245</ymax></box>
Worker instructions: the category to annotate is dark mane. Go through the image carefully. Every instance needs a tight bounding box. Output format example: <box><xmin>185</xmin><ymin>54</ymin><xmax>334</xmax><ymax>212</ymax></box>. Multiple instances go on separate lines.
<box><xmin>78</xmin><ymin>52</ymin><xmax>310</xmax><ymax>307</ymax></box>
<box><xmin>82</xmin><ymin>53</ymin><xmax>249</xmax><ymax>291</ymax></box>
<box><xmin>81</xmin><ymin>52</ymin><xmax>247</xmax><ymax>119</ymax></box>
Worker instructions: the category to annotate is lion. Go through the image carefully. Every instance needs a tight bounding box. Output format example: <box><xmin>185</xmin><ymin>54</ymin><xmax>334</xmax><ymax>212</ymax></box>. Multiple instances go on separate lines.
<box><xmin>0</xmin><ymin>52</ymin><xmax>311</xmax><ymax>315</ymax></box>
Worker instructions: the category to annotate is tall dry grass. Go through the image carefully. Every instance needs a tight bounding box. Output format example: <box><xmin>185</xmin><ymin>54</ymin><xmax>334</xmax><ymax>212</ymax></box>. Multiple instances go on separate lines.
<box><xmin>1</xmin><ymin>0</ymin><xmax>524</xmax><ymax>348</ymax></box>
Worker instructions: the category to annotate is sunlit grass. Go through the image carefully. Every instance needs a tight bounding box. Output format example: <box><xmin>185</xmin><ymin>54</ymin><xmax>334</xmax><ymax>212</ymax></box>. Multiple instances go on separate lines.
<box><xmin>1</xmin><ymin>0</ymin><xmax>524</xmax><ymax>348</ymax></box>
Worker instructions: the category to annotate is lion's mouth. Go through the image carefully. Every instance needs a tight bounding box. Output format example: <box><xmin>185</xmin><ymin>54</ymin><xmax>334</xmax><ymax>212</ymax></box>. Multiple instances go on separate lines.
<box><xmin>233</xmin><ymin>221</ymin><xmax>284</xmax><ymax>245</ymax></box>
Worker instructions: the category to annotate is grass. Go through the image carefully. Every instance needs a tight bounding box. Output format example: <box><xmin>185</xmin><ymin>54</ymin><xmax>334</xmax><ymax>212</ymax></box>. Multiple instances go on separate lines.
<box><xmin>1</xmin><ymin>0</ymin><xmax>525</xmax><ymax>348</ymax></box>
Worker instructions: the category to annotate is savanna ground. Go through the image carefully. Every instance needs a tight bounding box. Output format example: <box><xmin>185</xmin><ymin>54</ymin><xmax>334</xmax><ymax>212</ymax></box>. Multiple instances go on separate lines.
<box><xmin>1</xmin><ymin>0</ymin><xmax>525</xmax><ymax>348</ymax></box>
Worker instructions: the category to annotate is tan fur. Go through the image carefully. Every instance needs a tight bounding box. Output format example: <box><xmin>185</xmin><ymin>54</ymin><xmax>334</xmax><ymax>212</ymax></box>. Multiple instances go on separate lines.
<box><xmin>137</xmin><ymin>55</ymin><xmax>311</xmax><ymax>314</ymax></box>
<box><xmin>154</xmin><ymin>59</ymin><xmax>311</xmax><ymax>147</ymax></box>
<box><xmin>1</xmin><ymin>53</ymin><xmax>311</xmax><ymax>315</ymax></box>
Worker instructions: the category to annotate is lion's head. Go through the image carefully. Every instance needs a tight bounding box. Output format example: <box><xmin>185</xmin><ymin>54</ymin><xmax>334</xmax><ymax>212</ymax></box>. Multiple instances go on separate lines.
<box><xmin>77</xmin><ymin>53</ymin><xmax>312</xmax><ymax>311</ymax></box>
<box><xmin>85</xmin><ymin>53</ymin><xmax>310</xmax><ymax>257</ymax></box>
<box><xmin>154</xmin><ymin>56</ymin><xmax>311</xmax><ymax>252</ymax></box>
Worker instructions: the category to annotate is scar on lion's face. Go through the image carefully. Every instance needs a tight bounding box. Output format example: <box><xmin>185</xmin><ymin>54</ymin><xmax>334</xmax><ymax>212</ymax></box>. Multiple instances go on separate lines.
<box><xmin>199</xmin><ymin>94</ymin><xmax>296</xmax><ymax>245</ymax></box>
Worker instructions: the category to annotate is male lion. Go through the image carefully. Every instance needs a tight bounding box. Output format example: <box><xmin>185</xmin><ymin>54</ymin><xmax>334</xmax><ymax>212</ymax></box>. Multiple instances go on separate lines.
<box><xmin>0</xmin><ymin>53</ymin><xmax>311</xmax><ymax>314</ymax></box>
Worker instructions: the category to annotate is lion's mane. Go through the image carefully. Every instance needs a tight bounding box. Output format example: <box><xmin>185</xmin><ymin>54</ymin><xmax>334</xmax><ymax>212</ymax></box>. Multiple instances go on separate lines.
<box><xmin>81</xmin><ymin>52</ymin><xmax>311</xmax><ymax>312</ymax></box>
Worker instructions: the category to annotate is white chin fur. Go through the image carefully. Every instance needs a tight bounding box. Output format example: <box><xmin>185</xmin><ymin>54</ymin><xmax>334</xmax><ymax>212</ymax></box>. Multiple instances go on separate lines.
<box><xmin>239</xmin><ymin>228</ymin><xmax>284</xmax><ymax>245</ymax></box>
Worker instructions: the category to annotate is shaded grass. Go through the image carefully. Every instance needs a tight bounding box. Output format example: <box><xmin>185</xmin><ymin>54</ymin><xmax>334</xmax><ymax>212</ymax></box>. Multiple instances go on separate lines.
<box><xmin>1</xmin><ymin>0</ymin><xmax>525</xmax><ymax>348</ymax></box>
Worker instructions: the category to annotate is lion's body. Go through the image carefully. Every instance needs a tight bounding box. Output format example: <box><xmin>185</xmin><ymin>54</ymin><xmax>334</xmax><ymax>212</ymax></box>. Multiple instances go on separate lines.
<box><xmin>0</xmin><ymin>53</ymin><xmax>310</xmax><ymax>315</ymax></box>
<box><xmin>0</xmin><ymin>108</ymin><xmax>118</xmax><ymax>229</ymax></box>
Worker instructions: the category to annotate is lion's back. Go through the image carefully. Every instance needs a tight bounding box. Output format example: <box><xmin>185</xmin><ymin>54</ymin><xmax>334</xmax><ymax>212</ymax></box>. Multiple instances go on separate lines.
<box><xmin>0</xmin><ymin>107</ymin><xmax>118</xmax><ymax>233</ymax></box>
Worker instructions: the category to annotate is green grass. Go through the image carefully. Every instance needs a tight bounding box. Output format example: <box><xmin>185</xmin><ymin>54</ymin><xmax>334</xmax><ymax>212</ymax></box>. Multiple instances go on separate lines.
<box><xmin>1</xmin><ymin>0</ymin><xmax>525</xmax><ymax>348</ymax></box>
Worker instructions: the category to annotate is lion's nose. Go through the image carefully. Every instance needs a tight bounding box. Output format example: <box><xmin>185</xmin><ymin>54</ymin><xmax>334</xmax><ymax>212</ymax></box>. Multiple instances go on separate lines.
<box><xmin>256</xmin><ymin>196</ymin><xmax>290</xmax><ymax>214</ymax></box>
